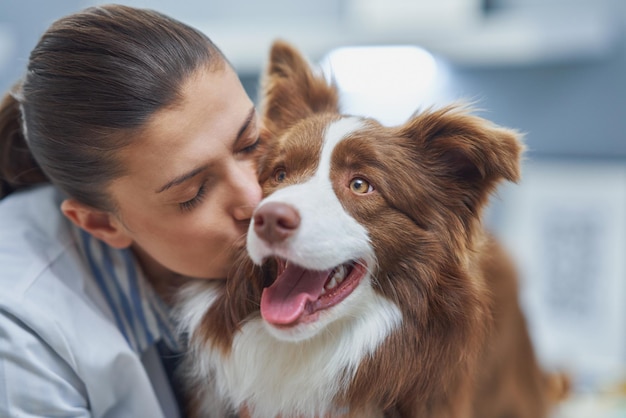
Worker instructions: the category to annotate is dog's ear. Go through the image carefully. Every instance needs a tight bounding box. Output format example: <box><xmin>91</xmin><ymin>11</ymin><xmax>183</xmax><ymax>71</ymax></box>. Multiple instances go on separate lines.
<box><xmin>260</xmin><ymin>40</ymin><xmax>340</xmax><ymax>136</ymax></box>
<box><xmin>399</xmin><ymin>105</ymin><xmax>523</xmax><ymax>211</ymax></box>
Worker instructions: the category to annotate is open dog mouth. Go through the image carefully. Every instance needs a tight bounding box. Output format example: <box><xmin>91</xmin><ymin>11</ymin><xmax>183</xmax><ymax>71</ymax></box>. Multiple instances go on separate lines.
<box><xmin>260</xmin><ymin>258</ymin><xmax>367</xmax><ymax>327</ymax></box>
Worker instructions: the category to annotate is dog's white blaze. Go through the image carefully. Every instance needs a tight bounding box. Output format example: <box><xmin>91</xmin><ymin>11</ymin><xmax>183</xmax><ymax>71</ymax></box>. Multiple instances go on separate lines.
<box><xmin>248</xmin><ymin>117</ymin><xmax>370</xmax><ymax>270</ymax></box>
<box><xmin>248</xmin><ymin>116</ymin><xmax>389</xmax><ymax>343</ymax></box>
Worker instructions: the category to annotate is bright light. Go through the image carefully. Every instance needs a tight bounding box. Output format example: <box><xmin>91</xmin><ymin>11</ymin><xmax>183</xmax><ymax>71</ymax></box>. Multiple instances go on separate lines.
<box><xmin>319</xmin><ymin>45</ymin><xmax>451</xmax><ymax>126</ymax></box>
<box><xmin>321</xmin><ymin>46</ymin><xmax>438</xmax><ymax>94</ymax></box>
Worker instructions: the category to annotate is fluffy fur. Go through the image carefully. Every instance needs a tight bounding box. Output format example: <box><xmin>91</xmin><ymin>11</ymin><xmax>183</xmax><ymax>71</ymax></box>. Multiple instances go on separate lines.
<box><xmin>176</xmin><ymin>41</ymin><xmax>566</xmax><ymax>418</ymax></box>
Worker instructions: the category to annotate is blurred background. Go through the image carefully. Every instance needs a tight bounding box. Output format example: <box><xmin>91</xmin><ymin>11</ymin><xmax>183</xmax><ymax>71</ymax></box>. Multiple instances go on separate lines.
<box><xmin>1</xmin><ymin>0</ymin><xmax>625</xmax><ymax>416</ymax></box>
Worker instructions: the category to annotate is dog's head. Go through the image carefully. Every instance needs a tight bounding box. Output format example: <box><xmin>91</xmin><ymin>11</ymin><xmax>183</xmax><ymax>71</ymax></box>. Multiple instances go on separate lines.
<box><xmin>241</xmin><ymin>41</ymin><xmax>523</xmax><ymax>343</ymax></box>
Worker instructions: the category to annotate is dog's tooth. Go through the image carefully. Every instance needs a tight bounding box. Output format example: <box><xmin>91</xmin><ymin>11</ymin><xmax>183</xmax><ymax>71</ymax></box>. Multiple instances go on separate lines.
<box><xmin>335</xmin><ymin>265</ymin><xmax>347</xmax><ymax>281</ymax></box>
<box><xmin>320</xmin><ymin>287</ymin><xmax>327</xmax><ymax>295</ymax></box>
<box><xmin>324</xmin><ymin>265</ymin><xmax>350</xmax><ymax>292</ymax></box>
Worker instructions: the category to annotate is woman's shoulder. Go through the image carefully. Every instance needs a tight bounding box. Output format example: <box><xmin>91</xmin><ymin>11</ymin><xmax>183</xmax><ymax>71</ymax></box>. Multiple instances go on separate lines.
<box><xmin>0</xmin><ymin>183</ymin><xmax>66</xmax><ymax>225</ymax></box>
<box><xmin>0</xmin><ymin>184</ymin><xmax>77</xmax><ymax>291</ymax></box>
<box><xmin>0</xmin><ymin>184</ymin><xmax>115</xmax><ymax>351</ymax></box>
<box><xmin>0</xmin><ymin>184</ymin><xmax>70</xmax><ymax>245</ymax></box>
<box><xmin>0</xmin><ymin>186</ymin><xmax>137</xmax><ymax>385</ymax></box>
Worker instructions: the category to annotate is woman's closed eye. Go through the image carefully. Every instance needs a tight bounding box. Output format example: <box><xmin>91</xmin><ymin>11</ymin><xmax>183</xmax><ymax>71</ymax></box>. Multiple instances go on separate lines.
<box><xmin>179</xmin><ymin>181</ymin><xmax>207</xmax><ymax>212</ymax></box>
<box><xmin>240</xmin><ymin>136</ymin><xmax>261</xmax><ymax>155</ymax></box>
<box><xmin>176</xmin><ymin>133</ymin><xmax>260</xmax><ymax>213</ymax></box>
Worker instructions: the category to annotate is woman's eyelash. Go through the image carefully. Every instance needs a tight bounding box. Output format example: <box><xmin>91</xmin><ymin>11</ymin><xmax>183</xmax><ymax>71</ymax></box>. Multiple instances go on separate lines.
<box><xmin>241</xmin><ymin>137</ymin><xmax>261</xmax><ymax>154</ymax></box>
<box><xmin>179</xmin><ymin>182</ymin><xmax>207</xmax><ymax>212</ymax></box>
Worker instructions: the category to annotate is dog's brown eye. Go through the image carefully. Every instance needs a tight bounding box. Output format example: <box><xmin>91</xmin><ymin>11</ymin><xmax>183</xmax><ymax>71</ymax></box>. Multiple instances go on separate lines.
<box><xmin>349</xmin><ymin>178</ymin><xmax>373</xmax><ymax>194</ymax></box>
<box><xmin>274</xmin><ymin>168</ymin><xmax>287</xmax><ymax>183</ymax></box>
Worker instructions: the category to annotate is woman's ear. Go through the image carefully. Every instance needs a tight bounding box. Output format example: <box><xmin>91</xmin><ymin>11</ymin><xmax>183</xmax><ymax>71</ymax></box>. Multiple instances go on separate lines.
<box><xmin>61</xmin><ymin>198</ymin><xmax>133</xmax><ymax>249</ymax></box>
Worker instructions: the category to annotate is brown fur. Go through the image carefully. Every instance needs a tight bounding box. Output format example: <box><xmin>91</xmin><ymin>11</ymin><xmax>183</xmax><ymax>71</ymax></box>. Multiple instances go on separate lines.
<box><xmin>185</xmin><ymin>41</ymin><xmax>566</xmax><ymax>418</ymax></box>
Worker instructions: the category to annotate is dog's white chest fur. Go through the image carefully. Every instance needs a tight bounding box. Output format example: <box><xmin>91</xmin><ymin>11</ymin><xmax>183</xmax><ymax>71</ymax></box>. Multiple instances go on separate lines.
<box><xmin>178</xmin><ymin>280</ymin><xmax>401</xmax><ymax>418</ymax></box>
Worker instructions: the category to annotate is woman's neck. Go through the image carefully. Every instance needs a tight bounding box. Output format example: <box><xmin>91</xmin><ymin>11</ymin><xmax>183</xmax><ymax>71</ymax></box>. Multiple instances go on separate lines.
<box><xmin>130</xmin><ymin>244</ymin><xmax>189</xmax><ymax>305</ymax></box>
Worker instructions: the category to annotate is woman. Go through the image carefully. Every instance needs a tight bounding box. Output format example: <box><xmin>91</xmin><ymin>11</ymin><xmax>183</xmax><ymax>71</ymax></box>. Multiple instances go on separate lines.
<box><xmin>0</xmin><ymin>4</ymin><xmax>262</xmax><ymax>417</ymax></box>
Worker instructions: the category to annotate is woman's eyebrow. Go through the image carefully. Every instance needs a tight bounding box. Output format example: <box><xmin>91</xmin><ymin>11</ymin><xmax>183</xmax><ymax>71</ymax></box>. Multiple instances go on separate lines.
<box><xmin>155</xmin><ymin>164</ymin><xmax>208</xmax><ymax>194</ymax></box>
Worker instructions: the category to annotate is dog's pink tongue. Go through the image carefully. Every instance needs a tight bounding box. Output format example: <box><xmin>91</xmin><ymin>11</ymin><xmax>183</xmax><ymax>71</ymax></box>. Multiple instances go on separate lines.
<box><xmin>261</xmin><ymin>263</ymin><xmax>331</xmax><ymax>325</ymax></box>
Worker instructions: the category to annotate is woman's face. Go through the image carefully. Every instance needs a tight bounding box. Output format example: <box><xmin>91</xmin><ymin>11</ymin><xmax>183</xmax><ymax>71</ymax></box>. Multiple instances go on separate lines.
<box><xmin>108</xmin><ymin>65</ymin><xmax>263</xmax><ymax>280</ymax></box>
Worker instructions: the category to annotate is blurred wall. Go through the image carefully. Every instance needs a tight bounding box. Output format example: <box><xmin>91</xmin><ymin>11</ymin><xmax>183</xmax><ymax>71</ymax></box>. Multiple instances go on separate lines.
<box><xmin>449</xmin><ymin>45</ymin><xmax>626</xmax><ymax>159</ymax></box>
<box><xmin>1</xmin><ymin>1</ymin><xmax>624</xmax><ymax>161</ymax></box>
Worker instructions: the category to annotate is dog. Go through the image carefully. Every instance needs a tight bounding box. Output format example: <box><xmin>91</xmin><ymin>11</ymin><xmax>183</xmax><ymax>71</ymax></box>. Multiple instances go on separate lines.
<box><xmin>175</xmin><ymin>41</ymin><xmax>567</xmax><ymax>418</ymax></box>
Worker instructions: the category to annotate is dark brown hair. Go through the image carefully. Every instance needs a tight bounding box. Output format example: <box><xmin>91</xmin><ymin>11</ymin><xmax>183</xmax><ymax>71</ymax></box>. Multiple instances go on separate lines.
<box><xmin>0</xmin><ymin>4</ymin><xmax>225</xmax><ymax>209</ymax></box>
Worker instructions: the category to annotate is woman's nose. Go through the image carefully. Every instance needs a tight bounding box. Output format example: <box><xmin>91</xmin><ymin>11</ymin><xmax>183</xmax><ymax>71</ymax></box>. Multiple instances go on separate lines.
<box><xmin>230</xmin><ymin>161</ymin><xmax>262</xmax><ymax>221</ymax></box>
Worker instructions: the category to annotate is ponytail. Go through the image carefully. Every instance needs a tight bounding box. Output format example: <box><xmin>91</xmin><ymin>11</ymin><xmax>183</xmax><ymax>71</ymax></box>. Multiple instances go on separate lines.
<box><xmin>0</xmin><ymin>84</ymin><xmax>48</xmax><ymax>199</ymax></box>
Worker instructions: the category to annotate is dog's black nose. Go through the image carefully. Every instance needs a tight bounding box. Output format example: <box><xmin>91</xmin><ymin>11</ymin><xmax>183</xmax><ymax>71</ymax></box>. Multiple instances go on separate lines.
<box><xmin>253</xmin><ymin>202</ymin><xmax>300</xmax><ymax>244</ymax></box>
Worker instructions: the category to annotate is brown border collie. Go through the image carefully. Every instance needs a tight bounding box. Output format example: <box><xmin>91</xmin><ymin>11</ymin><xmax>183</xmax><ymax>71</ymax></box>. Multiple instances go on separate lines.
<box><xmin>176</xmin><ymin>41</ymin><xmax>567</xmax><ymax>418</ymax></box>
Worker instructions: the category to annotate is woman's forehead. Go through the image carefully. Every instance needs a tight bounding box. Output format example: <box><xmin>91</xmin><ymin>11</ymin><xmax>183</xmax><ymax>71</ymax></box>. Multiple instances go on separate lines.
<box><xmin>137</xmin><ymin>68</ymin><xmax>247</xmax><ymax>140</ymax></box>
<box><xmin>115</xmin><ymin>67</ymin><xmax>254</xmax><ymax>183</ymax></box>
